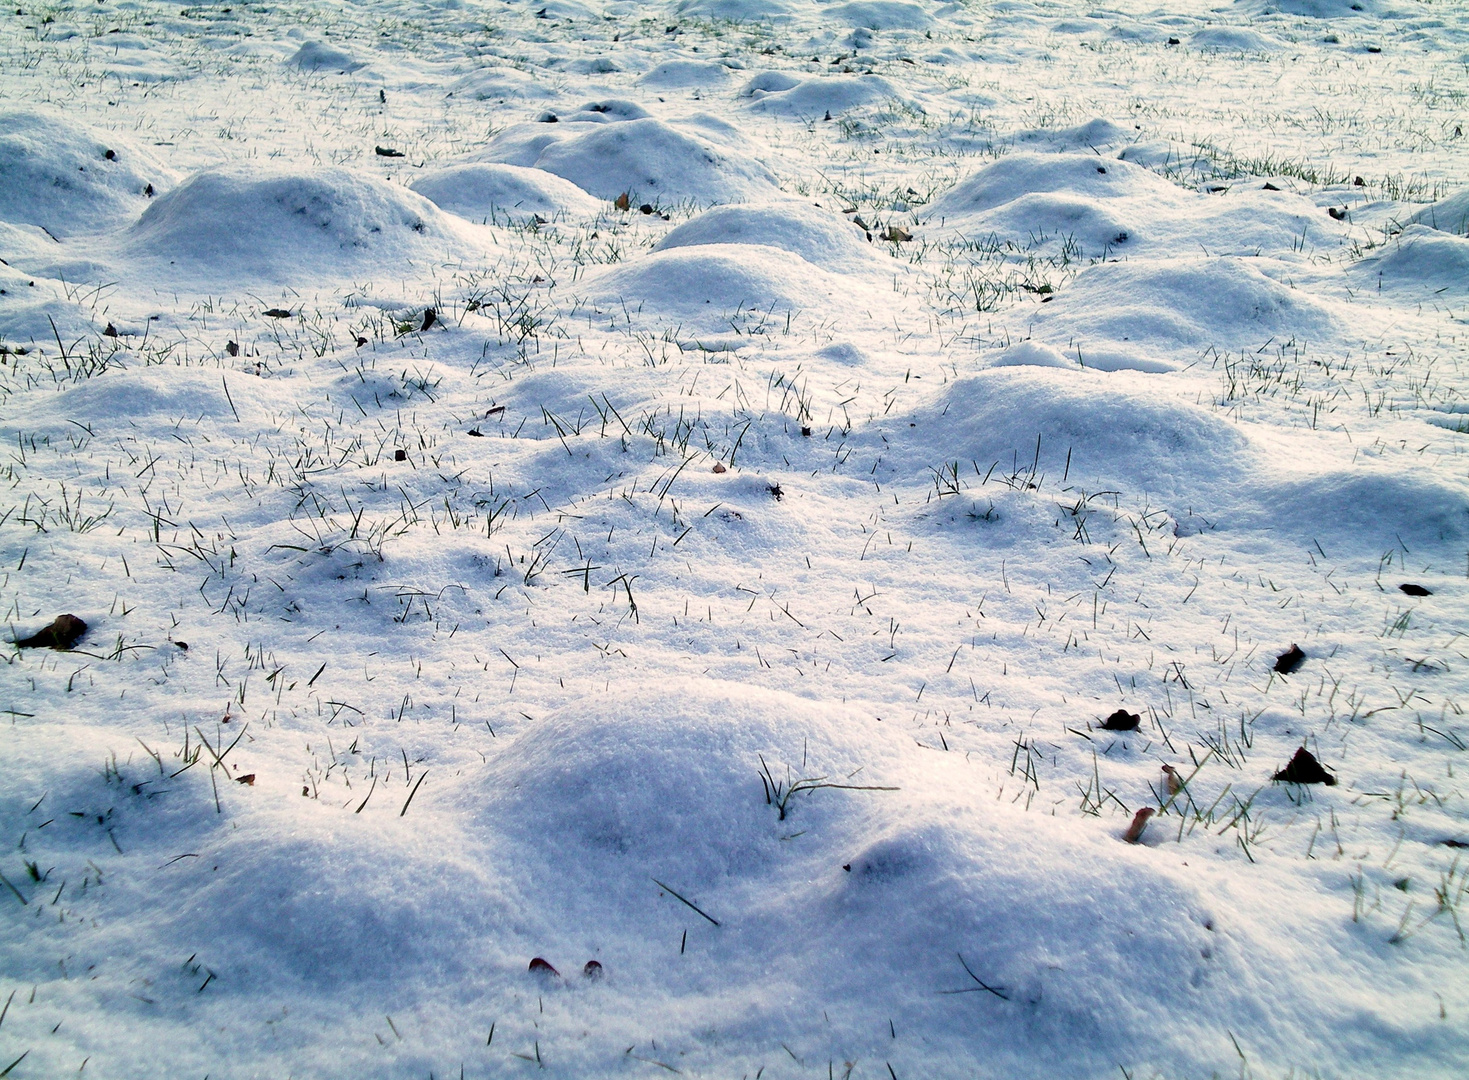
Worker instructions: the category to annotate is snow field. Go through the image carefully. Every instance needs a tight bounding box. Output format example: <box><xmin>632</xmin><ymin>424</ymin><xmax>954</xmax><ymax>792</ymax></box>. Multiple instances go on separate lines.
<box><xmin>0</xmin><ymin>1</ymin><xmax>1467</xmax><ymax>1078</ymax></box>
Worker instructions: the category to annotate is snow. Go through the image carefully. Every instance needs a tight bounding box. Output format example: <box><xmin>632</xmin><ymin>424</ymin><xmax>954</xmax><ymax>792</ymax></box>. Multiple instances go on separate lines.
<box><xmin>1</xmin><ymin>1</ymin><xmax>1468</xmax><ymax>1078</ymax></box>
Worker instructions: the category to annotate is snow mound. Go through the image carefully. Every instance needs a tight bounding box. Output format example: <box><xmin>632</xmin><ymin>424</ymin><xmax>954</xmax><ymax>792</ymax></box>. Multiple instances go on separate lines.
<box><xmin>1363</xmin><ymin>225</ymin><xmax>1469</xmax><ymax>293</ymax></box>
<box><xmin>1190</xmin><ymin>27</ymin><xmax>1283</xmax><ymax>52</ymax></box>
<box><xmin>479</xmin><ymin>682</ymin><xmax>832</xmax><ymax>890</ymax></box>
<box><xmin>1240</xmin><ymin>0</ymin><xmax>1382</xmax><ymax>15</ymax></box>
<box><xmin>1031</xmin><ymin>257</ymin><xmax>1341</xmax><ymax>360</ymax></box>
<box><xmin>169</xmin><ymin>812</ymin><xmax>500</xmax><ymax>989</ymax></box>
<box><xmin>987</xmin><ymin>341</ymin><xmax>1071</xmax><ymax>368</ymax></box>
<box><xmin>409</xmin><ymin>162</ymin><xmax>603</xmax><ymax>222</ymax></box>
<box><xmin>654</xmin><ymin>201</ymin><xmax>879</xmax><ymax>272</ymax></box>
<box><xmin>1408</xmin><ymin>188</ymin><xmax>1469</xmax><ymax>236</ymax></box>
<box><xmin>673</xmin><ymin>0</ymin><xmax>796</xmax><ymax>21</ymax></box>
<box><xmin>638</xmin><ymin>59</ymin><xmax>733</xmax><ymax>88</ymax></box>
<box><xmin>1013</xmin><ymin>117</ymin><xmax>1133</xmax><ymax>151</ymax></box>
<box><xmin>37</xmin><ymin>365</ymin><xmax>276</xmax><ymax>430</ymax></box>
<box><xmin>898</xmin><ymin>368</ymin><xmax>1248</xmax><ymax>495</ymax></box>
<box><xmin>124</xmin><ymin>164</ymin><xmax>493</xmax><ymax>284</ymax></box>
<box><xmin>926</xmin><ymin>152</ymin><xmax>1179</xmax><ymax>222</ymax></box>
<box><xmin>558</xmin><ymin>98</ymin><xmax>652</xmax><ymax>123</ymax></box>
<box><xmin>479</xmin><ymin>117</ymin><xmax>777</xmax><ymax>205</ymax></box>
<box><xmin>1254</xmin><ymin>469</ymin><xmax>1469</xmax><ymax>550</ymax></box>
<box><xmin>824</xmin><ymin>1</ymin><xmax>935</xmax><ymax>30</ymax></box>
<box><xmin>745</xmin><ymin>73</ymin><xmax>911</xmax><ymax>117</ymax></box>
<box><xmin>286</xmin><ymin>39</ymin><xmax>363</xmax><ymax>72</ymax></box>
<box><xmin>0</xmin><ymin>106</ymin><xmax>172</xmax><ymax>238</ymax></box>
<box><xmin>577</xmin><ymin>244</ymin><xmax>857</xmax><ymax>335</ymax></box>
<box><xmin>448</xmin><ymin>66</ymin><xmax>558</xmax><ymax>101</ymax></box>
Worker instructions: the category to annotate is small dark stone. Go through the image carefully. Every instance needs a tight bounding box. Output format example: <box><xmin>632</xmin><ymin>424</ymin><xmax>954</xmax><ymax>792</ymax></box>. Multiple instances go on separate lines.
<box><xmin>1099</xmin><ymin>708</ymin><xmax>1140</xmax><ymax>731</ymax></box>
<box><xmin>420</xmin><ymin>307</ymin><xmax>437</xmax><ymax>332</ymax></box>
<box><xmin>355</xmin><ymin>336</ymin><xmax>368</xmax><ymax>347</ymax></box>
<box><xmin>143</xmin><ymin>183</ymin><xmax>155</xmax><ymax>197</ymax></box>
<box><xmin>583</xmin><ymin>960</ymin><xmax>603</xmax><ymax>980</ymax></box>
<box><xmin>102</xmin><ymin>322</ymin><xmax>118</xmax><ymax>337</ymax></box>
<box><xmin>1096</xmin><ymin>166</ymin><xmax>1107</xmax><ymax>174</ymax></box>
<box><xmin>1273</xmin><ymin>747</ymin><xmax>1336</xmax><ymax>786</ymax></box>
<box><xmin>15</xmin><ymin>614</ymin><xmax>88</xmax><ymax>650</ymax></box>
<box><xmin>174</xmin><ymin>641</ymin><xmax>189</xmax><ymax>650</ymax></box>
<box><xmin>226</xmin><ymin>340</ymin><xmax>239</xmax><ymax>357</ymax></box>
<box><xmin>1399</xmin><ymin>583</ymin><xmax>1432</xmax><ymax>597</ymax></box>
<box><xmin>1262</xmin><ymin>182</ymin><xmax>1280</xmax><ymax>191</ymax></box>
<box><xmin>394</xmin><ymin>449</ymin><xmax>407</xmax><ymax>462</ymax></box>
<box><xmin>262</xmin><ymin>308</ymin><xmax>291</xmax><ymax>319</ymax></box>
<box><xmin>1443</xmin><ymin>839</ymin><xmax>1469</xmax><ymax>849</ymax></box>
<box><xmin>528</xmin><ymin>957</ymin><xmax>559</xmax><ymax>976</ymax></box>
<box><xmin>104</xmin><ymin>148</ymin><xmax>116</xmax><ymax>160</ymax></box>
<box><xmin>801</xmin><ymin>426</ymin><xmax>812</xmax><ymax>437</ymax></box>
<box><xmin>467</xmin><ymin>428</ymin><xmax>483</xmax><ymax>437</ymax></box>
<box><xmin>639</xmin><ymin>203</ymin><xmax>655</xmax><ymax>214</ymax></box>
<box><xmin>374</xmin><ymin>146</ymin><xmax>405</xmax><ymax>158</ymax></box>
<box><xmin>1274</xmin><ymin>644</ymin><xmax>1306</xmax><ymax>674</ymax></box>
<box><xmin>1327</xmin><ymin>207</ymin><xmax>1346</xmax><ymax>220</ymax></box>
<box><xmin>1167</xmin><ymin>36</ymin><xmax>1180</xmax><ymax>45</ymax></box>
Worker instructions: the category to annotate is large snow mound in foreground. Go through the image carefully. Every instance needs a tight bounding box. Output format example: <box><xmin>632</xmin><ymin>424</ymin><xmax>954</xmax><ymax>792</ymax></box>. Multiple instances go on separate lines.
<box><xmin>0</xmin><ymin>107</ymin><xmax>172</xmax><ymax>238</ymax></box>
<box><xmin>124</xmin><ymin>164</ymin><xmax>494</xmax><ymax>283</ymax></box>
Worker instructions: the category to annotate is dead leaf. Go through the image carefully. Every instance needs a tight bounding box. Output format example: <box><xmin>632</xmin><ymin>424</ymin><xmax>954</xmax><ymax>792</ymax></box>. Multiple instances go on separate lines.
<box><xmin>528</xmin><ymin>957</ymin><xmax>560</xmax><ymax>976</ymax></box>
<box><xmin>1122</xmin><ymin>807</ymin><xmax>1155</xmax><ymax>843</ymax></box>
<box><xmin>1273</xmin><ymin>747</ymin><xmax>1336</xmax><ymax>786</ymax></box>
<box><xmin>1274</xmin><ymin>644</ymin><xmax>1306</xmax><ymax>674</ymax></box>
<box><xmin>14</xmin><ymin>614</ymin><xmax>88</xmax><ymax>650</ymax></box>
<box><xmin>1099</xmin><ymin>709</ymin><xmax>1140</xmax><ymax>731</ymax></box>
<box><xmin>614</xmin><ymin>192</ymin><xmax>630</xmax><ymax>211</ymax></box>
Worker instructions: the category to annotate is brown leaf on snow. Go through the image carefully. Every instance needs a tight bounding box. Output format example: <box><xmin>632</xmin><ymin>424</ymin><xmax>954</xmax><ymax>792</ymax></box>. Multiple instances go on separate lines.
<box><xmin>1099</xmin><ymin>709</ymin><xmax>1140</xmax><ymax>731</ymax></box>
<box><xmin>1274</xmin><ymin>644</ymin><xmax>1306</xmax><ymax>674</ymax></box>
<box><xmin>528</xmin><ymin>957</ymin><xmax>560</xmax><ymax>976</ymax></box>
<box><xmin>1122</xmin><ymin>807</ymin><xmax>1155</xmax><ymax>844</ymax></box>
<box><xmin>14</xmin><ymin>614</ymin><xmax>88</xmax><ymax>650</ymax></box>
<box><xmin>1273</xmin><ymin>747</ymin><xmax>1336</xmax><ymax>786</ymax></box>
<box><xmin>614</xmin><ymin>192</ymin><xmax>630</xmax><ymax>211</ymax></box>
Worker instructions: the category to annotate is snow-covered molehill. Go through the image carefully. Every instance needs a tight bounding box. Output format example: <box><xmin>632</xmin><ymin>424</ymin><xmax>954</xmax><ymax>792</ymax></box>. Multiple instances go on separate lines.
<box><xmin>409</xmin><ymin>162</ymin><xmax>604</xmax><ymax>223</ymax></box>
<box><xmin>0</xmin><ymin>107</ymin><xmax>173</xmax><ymax>238</ymax></box>
<box><xmin>477</xmin><ymin>110</ymin><xmax>778</xmax><ymax>204</ymax></box>
<box><xmin>4</xmin><ymin>1</ymin><xmax>1469</xmax><ymax>1078</ymax></box>
<box><xmin>654</xmin><ymin>200</ymin><xmax>884</xmax><ymax>273</ymax></box>
<box><xmin>121</xmin><ymin>164</ymin><xmax>495</xmax><ymax>284</ymax></box>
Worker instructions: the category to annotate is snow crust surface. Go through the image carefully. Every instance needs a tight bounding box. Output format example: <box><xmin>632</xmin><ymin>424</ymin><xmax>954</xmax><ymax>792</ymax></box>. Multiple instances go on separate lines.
<box><xmin>1</xmin><ymin>1</ymin><xmax>1467</xmax><ymax>1078</ymax></box>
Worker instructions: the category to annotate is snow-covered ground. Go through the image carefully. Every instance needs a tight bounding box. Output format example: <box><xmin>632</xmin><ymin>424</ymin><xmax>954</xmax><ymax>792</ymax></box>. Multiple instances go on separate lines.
<box><xmin>1</xmin><ymin>0</ymin><xmax>1467</xmax><ymax>1076</ymax></box>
